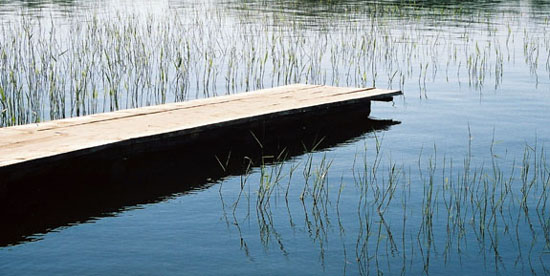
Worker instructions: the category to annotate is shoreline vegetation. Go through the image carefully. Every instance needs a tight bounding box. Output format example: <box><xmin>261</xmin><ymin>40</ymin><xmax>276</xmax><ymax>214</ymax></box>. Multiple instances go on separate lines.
<box><xmin>1</xmin><ymin>1</ymin><xmax>549</xmax><ymax>274</ymax></box>
<box><xmin>0</xmin><ymin>2</ymin><xmax>548</xmax><ymax>127</ymax></box>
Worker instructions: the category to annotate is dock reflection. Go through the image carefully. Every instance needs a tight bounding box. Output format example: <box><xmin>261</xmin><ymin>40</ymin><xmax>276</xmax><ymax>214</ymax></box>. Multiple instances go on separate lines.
<box><xmin>0</xmin><ymin>105</ymin><xmax>399</xmax><ymax>247</ymax></box>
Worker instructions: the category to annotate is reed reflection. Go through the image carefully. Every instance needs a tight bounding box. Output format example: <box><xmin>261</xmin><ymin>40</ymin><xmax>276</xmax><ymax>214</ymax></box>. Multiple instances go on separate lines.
<box><xmin>0</xmin><ymin>105</ymin><xmax>398</xmax><ymax>247</ymax></box>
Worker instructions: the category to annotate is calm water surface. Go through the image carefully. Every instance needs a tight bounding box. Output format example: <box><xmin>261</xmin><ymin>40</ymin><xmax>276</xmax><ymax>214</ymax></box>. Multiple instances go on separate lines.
<box><xmin>1</xmin><ymin>0</ymin><xmax>550</xmax><ymax>275</ymax></box>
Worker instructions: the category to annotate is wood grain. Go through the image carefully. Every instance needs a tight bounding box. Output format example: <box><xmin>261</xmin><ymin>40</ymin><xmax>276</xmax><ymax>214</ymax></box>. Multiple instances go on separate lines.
<box><xmin>0</xmin><ymin>84</ymin><xmax>401</xmax><ymax>168</ymax></box>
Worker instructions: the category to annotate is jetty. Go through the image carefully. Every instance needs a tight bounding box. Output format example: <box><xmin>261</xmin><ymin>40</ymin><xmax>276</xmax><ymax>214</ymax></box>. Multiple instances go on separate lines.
<box><xmin>0</xmin><ymin>84</ymin><xmax>401</xmax><ymax>180</ymax></box>
<box><xmin>0</xmin><ymin>84</ymin><xmax>401</xmax><ymax>244</ymax></box>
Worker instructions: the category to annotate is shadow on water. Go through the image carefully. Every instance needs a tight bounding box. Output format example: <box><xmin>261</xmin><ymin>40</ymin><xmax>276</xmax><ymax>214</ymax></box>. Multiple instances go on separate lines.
<box><xmin>218</xmin><ymin>0</ymin><xmax>524</xmax><ymax>32</ymax></box>
<box><xmin>0</xmin><ymin>0</ymin><xmax>77</xmax><ymax>11</ymax></box>
<box><xmin>0</xmin><ymin>0</ymin><xmax>76</xmax><ymax>6</ymax></box>
<box><xmin>0</xmin><ymin>103</ymin><xmax>399</xmax><ymax>247</ymax></box>
<box><xmin>221</xmin><ymin>0</ymin><xmax>509</xmax><ymax>16</ymax></box>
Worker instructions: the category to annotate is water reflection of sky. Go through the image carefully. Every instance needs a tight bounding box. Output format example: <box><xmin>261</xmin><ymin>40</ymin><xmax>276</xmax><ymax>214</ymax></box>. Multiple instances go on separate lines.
<box><xmin>0</xmin><ymin>0</ymin><xmax>549</xmax><ymax>275</ymax></box>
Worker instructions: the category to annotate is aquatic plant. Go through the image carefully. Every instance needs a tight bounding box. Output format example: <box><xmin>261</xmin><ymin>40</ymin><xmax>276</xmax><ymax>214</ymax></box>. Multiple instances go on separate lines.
<box><xmin>222</xmin><ymin>136</ymin><xmax>550</xmax><ymax>274</ymax></box>
<box><xmin>0</xmin><ymin>1</ymin><xmax>549</xmax><ymax>127</ymax></box>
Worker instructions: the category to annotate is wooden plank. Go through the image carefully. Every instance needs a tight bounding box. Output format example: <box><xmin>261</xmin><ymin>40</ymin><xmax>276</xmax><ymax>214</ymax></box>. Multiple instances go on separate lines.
<box><xmin>0</xmin><ymin>84</ymin><xmax>401</xmax><ymax>169</ymax></box>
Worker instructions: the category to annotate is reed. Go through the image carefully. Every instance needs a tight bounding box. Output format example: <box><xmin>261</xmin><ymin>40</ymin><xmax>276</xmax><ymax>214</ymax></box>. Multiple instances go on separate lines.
<box><xmin>220</xmin><ymin>135</ymin><xmax>550</xmax><ymax>274</ymax></box>
<box><xmin>1</xmin><ymin>1</ymin><xmax>549</xmax><ymax>127</ymax></box>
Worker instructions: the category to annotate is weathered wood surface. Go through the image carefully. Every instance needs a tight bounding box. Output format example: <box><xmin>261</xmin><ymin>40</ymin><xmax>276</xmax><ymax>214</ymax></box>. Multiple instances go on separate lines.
<box><xmin>0</xmin><ymin>84</ymin><xmax>401</xmax><ymax>169</ymax></box>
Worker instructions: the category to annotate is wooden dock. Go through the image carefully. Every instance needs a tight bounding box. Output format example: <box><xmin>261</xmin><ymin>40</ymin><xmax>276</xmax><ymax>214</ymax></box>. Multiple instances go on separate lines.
<box><xmin>0</xmin><ymin>84</ymin><xmax>401</xmax><ymax>173</ymax></box>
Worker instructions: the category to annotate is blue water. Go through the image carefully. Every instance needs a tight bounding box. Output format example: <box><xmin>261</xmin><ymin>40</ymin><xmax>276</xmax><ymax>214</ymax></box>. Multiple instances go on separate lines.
<box><xmin>1</xmin><ymin>0</ymin><xmax>550</xmax><ymax>275</ymax></box>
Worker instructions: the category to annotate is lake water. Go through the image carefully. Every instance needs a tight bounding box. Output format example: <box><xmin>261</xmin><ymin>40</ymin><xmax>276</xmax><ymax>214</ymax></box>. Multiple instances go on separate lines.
<box><xmin>1</xmin><ymin>0</ymin><xmax>550</xmax><ymax>275</ymax></box>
